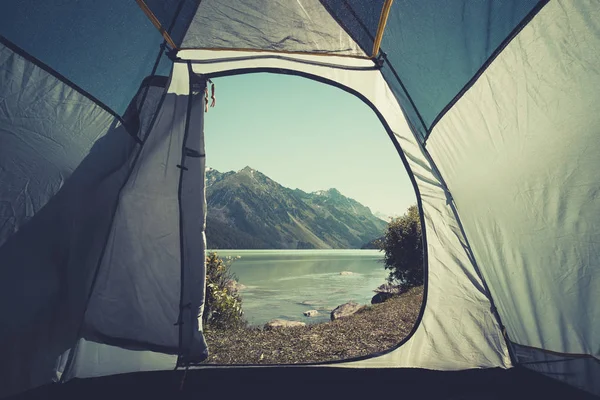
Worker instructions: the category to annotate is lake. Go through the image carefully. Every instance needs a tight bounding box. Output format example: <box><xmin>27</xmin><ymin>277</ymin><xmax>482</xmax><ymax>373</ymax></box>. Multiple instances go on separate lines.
<box><xmin>209</xmin><ymin>249</ymin><xmax>388</xmax><ymax>326</ymax></box>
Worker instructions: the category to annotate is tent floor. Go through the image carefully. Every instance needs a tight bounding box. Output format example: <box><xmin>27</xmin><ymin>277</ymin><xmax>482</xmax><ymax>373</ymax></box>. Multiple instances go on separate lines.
<box><xmin>10</xmin><ymin>366</ymin><xmax>596</xmax><ymax>400</ymax></box>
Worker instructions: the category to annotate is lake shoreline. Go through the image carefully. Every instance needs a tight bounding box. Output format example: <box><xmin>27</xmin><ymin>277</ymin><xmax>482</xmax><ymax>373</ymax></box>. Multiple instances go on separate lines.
<box><xmin>203</xmin><ymin>285</ymin><xmax>423</xmax><ymax>365</ymax></box>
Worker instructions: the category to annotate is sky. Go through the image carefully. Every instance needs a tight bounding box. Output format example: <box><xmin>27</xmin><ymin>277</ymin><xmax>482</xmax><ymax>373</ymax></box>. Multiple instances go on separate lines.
<box><xmin>204</xmin><ymin>73</ymin><xmax>416</xmax><ymax>218</ymax></box>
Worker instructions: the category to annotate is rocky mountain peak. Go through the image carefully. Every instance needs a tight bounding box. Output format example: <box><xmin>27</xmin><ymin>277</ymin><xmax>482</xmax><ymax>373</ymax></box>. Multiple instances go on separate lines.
<box><xmin>205</xmin><ymin>167</ymin><xmax>387</xmax><ymax>249</ymax></box>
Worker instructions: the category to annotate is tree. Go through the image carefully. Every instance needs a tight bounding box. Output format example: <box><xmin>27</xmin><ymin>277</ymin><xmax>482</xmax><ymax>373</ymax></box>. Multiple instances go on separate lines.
<box><xmin>378</xmin><ymin>205</ymin><xmax>424</xmax><ymax>288</ymax></box>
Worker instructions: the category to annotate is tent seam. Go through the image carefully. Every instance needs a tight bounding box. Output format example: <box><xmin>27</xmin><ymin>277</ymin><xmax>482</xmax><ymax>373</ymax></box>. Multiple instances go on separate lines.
<box><xmin>424</xmin><ymin>0</ymin><xmax>550</xmax><ymax>143</ymax></box>
<box><xmin>376</xmin><ymin>50</ymin><xmax>514</xmax><ymax>364</ymax></box>
<box><xmin>176</xmin><ymin>54</ymin><xmax>378</xmax><ymax>71</ymax></box>
<box><xmin>379</xmin><ymin>52</ymin><xmax>428</xmax><ymax>138</ymax></box>
<box><xmin>174</xmin><ymin>61</ymin><xmax>199</xmax><ymax>368</ymax></box>
<box><xmin>0</xmin><ymin>35</ymin><xmax>138</xmax><ymax>141</ymax></box>
<box><xmin>176</xmin><ymin>46</ymin><xmax>372</xmax><ymax>60</ymax></box>
<box><xmin>407</xmin><ymin>129</ymin><xmax>517</xmax><ymax>366</ymax></box>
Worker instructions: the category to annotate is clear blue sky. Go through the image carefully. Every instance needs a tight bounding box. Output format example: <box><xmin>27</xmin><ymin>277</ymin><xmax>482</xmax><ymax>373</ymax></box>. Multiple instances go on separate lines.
<box><xmin>205</xmin><ymin>73</ymin><xmax>416</xmax><ymax>217</ymax></box>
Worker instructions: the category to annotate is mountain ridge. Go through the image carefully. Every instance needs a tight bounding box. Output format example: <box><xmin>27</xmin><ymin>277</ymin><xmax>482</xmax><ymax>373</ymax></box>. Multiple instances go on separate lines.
<box><xmin>205</xmin><ymin>167</ymin><xmax>387</xmax><ymax>249</ymax></box>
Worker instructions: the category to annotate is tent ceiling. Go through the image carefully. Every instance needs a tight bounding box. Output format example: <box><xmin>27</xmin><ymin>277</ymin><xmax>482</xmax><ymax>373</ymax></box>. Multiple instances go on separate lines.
<box><xmin>137</xmin><ymin>0</ymin><xmax>391</xmax><ymax>58</ymax></box>
<box><xmin>180</xmin><ymin>0</ymin><xmax>367</xmax><ymax>56</ymax></box>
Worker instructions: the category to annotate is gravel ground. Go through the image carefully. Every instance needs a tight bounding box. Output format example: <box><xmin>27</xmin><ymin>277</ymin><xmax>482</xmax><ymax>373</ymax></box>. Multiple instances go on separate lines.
<box><xmin>204</xmin><ymin>285</ymin><xmax>423</xmax><ymax>364</ymax></box>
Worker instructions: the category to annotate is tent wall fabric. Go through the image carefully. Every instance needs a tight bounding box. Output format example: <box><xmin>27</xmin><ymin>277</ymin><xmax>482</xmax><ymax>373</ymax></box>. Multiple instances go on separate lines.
<box><xmin>512</xmin><ymin>342</ymin><xmax>600</xmax><ymax>396</ymax></box>
<box><xmin>0</xmin><ymin>37</ymin><xmax>141</xmax><ymax>397</ymax></box>
<box><xmin>56</xmin><ymin>338</ymin><xmax>177</xmax><ymax>382</ymax></box>
<box><xmin>0</xmin><ymin>38</ymin><xmax>120</xmax><ymax>246</ymax></box>
<box><xmin>379</xmin><ymin>0</ymin><xmax>544</xmax><ymax>141</ymax></box>
<box><xmin>319</xmin><ymin>0</ymin><xmax>385</xmax><ymax>56</ymax></box>
<box><xmin>81</xmin><ymin>64</ymin><xmax>208</xmax><ymax>358</ymax></box>
<box><xmin>56</xmin><ymin>64</ymin><xmax>209</xmax><ymax>382</ymax></box>
<box><xmin>0</xmin><ymin>0</ymin><xmax>170</xmax><ymax>114</ymax></box>
<box><xmin>0</xmin><ymin>40</ymin><xmax>208</xmax><ymax>398</ymax></box>
<box><xmin>426</xmin><ymin>0</ymin><xmax>600</xmax><ymax>390</ymax></box>
<box><xmin>0</xmin><ymin>0</ymin><xmax>599</xmax><ymax>397</ymax></box>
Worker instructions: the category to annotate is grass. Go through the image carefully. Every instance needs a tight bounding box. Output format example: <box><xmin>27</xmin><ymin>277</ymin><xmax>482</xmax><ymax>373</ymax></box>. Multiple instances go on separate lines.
<box><xmin>203</xmin><ymin>285</ymin><xmax>423</xmax><ymax>364</ymax></box>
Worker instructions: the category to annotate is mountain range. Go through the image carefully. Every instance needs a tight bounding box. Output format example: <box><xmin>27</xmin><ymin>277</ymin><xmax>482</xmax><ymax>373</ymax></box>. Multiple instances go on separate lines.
<box><xmin>205</xmin><ymin>167</ymin><xmax>387</xmax><ymax>249</ymax></box>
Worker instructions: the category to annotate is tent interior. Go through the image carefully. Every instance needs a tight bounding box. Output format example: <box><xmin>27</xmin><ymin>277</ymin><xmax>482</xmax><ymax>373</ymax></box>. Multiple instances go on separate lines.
<box><xmin>0</xmin><ymin>1</ymin><xmax>598</xmax><ymax>399</ymax></box>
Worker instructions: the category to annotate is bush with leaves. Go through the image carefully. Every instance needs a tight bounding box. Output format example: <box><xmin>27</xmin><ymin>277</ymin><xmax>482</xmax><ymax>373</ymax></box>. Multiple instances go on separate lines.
<box><xmin>203</xmin><ymin>252</ymin><xmax>245</xmax><ymax>329</ymax></box>
<box><xmin>378</xmin><ymin>205</ymin><xmax>423</xmax><ymax>289</ymax></box>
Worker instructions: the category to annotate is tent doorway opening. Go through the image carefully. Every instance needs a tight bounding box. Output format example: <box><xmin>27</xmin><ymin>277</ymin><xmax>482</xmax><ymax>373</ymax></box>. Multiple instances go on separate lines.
<box><xmin>200</xmin><ymin>72</ymin><xmax>424</xmax><ymax>364</ymax></box>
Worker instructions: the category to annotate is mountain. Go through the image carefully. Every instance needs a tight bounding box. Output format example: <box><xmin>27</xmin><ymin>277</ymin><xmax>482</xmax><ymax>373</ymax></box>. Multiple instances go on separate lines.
<box><xmin>205</xmin><ymin>167</ymin><xmax>387</xmax><ymax>249</ymax></box>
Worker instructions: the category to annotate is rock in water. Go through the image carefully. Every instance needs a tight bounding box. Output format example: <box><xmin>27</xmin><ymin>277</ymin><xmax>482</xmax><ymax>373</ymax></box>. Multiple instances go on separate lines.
<box><xmin>303</xmin><ymin>310</ymin><xmax>319</xmax><ymax>317</ymax></box>
<box><xmin>264</xmin><ymin>319</ymin><xmax>306</xmax><ymax>329</ymax></box>
<box><xmin>339</xmin><ymin>271</ymin><xmax>354</xmax><ymax>276</ymax></box>
<box><xmin>330</xmin><ymin>302</ymin><xmax>364</xmax><ymax>321</ymax></box>
<box><xmin>225</xmin><ymin>279</ymin><xmax>246</xmax><ymax>292</ymax></box>
<box><xmin>299</xmin><ymin>300</ymin><xmax>324</xmax><ymax>306</ymax></box>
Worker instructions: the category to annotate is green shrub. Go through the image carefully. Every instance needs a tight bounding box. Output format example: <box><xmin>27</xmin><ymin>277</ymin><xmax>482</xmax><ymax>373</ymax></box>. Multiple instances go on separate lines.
<box><xmin>203</xmin><ymin>252</ymin><xmax>245</xmax><ymax>329</ymax></box>
<box><xmin>378</xmin><ymin>205</ymin><xmax>423</xmax><ymax>289</ymax></box>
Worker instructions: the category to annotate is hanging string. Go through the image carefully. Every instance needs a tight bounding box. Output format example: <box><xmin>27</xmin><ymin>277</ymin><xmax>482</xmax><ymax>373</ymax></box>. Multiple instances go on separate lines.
<box><xmin>204</xmin><ymin>80</ymin><xmax>216</xmax><ymax>112</ymax></box>
<box><xmin>210</xmin><ymin>81</ymin><xmax>216</xmax><ymax>108</ymax></box>
<box><xmin>204</xmin><ymin>86</ymin><xmax>209</xmax><ymax>113</ymax></box>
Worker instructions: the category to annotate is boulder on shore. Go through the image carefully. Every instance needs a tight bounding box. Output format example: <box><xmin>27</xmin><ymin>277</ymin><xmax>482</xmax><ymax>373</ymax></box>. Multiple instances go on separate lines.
<box><xmin>371</xmin><ymin>292</ymin><xmax>394</xmax><ymax>304</ymax></box>
<box><xmin>374</xmin><ymin>283</ymin><xmax>404</xmax><ymax>295</ymax></box>
<box><xmin>330</xmin><ymin>302</ymin><xmax>364</xmax><ymax>321</ymax></box>
<box><xmin>264</xmin><ymin>319</ymin><xmax>306</xmax><ymax>329</ymax></box>
<box><xmin>303</xmin><ymin>310</ymin><xmax>319</xmax><ymax>317</ymax></box>
<box><xmin>371</xmin><ymin>283</ymin><xmax>404</xmax><ymax>304</ymax></box>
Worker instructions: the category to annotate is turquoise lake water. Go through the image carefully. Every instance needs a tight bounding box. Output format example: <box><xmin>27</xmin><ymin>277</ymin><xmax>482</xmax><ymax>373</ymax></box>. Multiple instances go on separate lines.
<box><xmin>209</xmin><ymin>249</ymin><xmax>388</xmax><ymax>326</ymax></box>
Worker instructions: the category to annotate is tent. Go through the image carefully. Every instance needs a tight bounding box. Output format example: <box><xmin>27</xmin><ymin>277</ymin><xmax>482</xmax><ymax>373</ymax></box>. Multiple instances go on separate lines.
<box><xmin>0</xmin><ymin>0</ymin><xmax>598</xmax><ymax>398</ymax></box>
